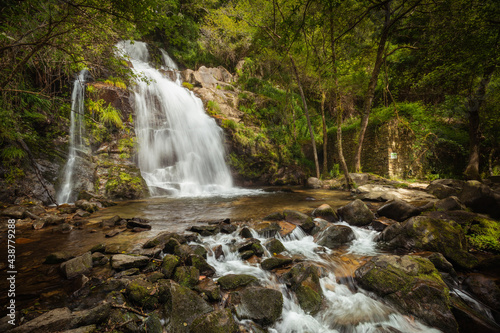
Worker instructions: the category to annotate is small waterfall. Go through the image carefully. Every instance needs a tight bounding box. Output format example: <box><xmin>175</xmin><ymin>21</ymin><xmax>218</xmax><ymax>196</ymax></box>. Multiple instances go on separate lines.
<box><xmin>200</xmin><ymin>226</ymin><xmax>442</xmax><ymax>333</ymax></box>
<box><xmin>57</xmin><ymin>70</ymin><xmax>89</xmax><ymax>204</ymax></box>
<box><xmin>117</xmin><ymin>41</ymin><xmax>233</xmax><ymax>197</ymax></box>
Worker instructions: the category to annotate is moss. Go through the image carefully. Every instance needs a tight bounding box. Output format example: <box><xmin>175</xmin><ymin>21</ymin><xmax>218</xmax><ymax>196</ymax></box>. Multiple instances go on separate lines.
<box><xmin>161</xmin><ymin>254</ymin><xmax>180</xmax><ymax>278</ymax></box>
<box><xmin>295</xmin><ymin>285</ymin><xmax>322</xmax><ymax>314</ymax></box>
<box><xmin>126</xmin><ymin>279</ymin><xmax>159</xmax><ymax>310</ymax></box>
<box><xmin>466</xmin><ymin>218</ymin><xmax>500</xmax><ymax>253</ymax></box>
<box><xmin>174</xmin><ymin>266</ymin><xmax>199</xmax><ymax>288</ymax></box>
<box><xmin>105</xmin><ymin>167</ymin><xmax>148</xmax><ymax>199</ymax></box>
<box><xmin>182</xmin><ymin>82</ymin><xmax>194</xmax><ymax>90</ymax></box>
<box><xmin>217</xmin><ymin>274</ymin><xmax>258</xmax><ymax>290</ymax></box>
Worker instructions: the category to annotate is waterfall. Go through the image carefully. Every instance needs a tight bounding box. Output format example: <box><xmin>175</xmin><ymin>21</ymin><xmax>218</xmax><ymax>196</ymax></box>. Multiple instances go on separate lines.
<box><xmin>117</xmin><ymin>41</ymin><xmax>233</xmax><ymax>197</ymax></box>
<box><xmin>57</xmin><ymin>70</ymin><xmax>89</xmax><ymax>204</ymax></box>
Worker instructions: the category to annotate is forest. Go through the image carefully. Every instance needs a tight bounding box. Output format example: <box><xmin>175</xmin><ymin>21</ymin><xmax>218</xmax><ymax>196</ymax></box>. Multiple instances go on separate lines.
<box><xmin>1</xmin><ymin>0</ymin><xmax>499</xmax><ymax>187</ymax></box>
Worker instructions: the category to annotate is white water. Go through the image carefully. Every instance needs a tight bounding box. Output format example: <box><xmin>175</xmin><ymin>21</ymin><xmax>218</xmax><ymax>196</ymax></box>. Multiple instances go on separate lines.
<box><xmin>199</xmin><ymin>224</ymin><xmax>441</xmax><ymax>333</ymax></box>
<box><xmin>57</xmin><ymin>70</ymin><xmax>88</xmax><ymax>204</ymax></box>
<box><xmin>116</xmin><ymin>41</ymin><xmax>234</xmax><ymax>197</ymax></box>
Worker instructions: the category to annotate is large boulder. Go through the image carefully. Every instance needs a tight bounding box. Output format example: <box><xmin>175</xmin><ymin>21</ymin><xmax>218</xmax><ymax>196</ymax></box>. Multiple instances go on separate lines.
<box><xmin>1</xmin><ymin>206</ymin><xmax>27</xmax><ymax>219</ymax></box>
<box><xmin>312</xmin><ymin>204</ymin><xmax>339</xmax><ymax>222</ymax></box>
<box><xmin>376</xmin><ymin>199</ymin><xmax>420</xmax><ymax>222</ymax></box>
<box><xmin>316</xmin><ymin>225</ymin><xmax>355</xmax><ymax>249</ymax></box>
<box><xmin>126</xmin><ymin>278</ymin><xmax>159</xmax><ymax>310</ymax></box>
<box><xmin>229</xmin><ymin>286</ymin><xmax>283</xmax><ymax>326</ymax></box>
<box><xmin>355</xmin><ymin>255</ymin><xmax>458</xmax><ymax>333</ymax></box>
<box><xmin>434</xmin><ymin>196</ymin><xmax>466</xmax><ymax>211</ymax></box>
<box><xmin>426</xmin><ymin>180</ymin><xmax>463</xmax><ymax>199</ymax></box>
<box><xmin>376</xmin><ymin>215</ymin><xmax>478</xmax><ymax>270</ymax></box>
<box><xmin>459</xmin><ymin>180</ymin><xmax>500</xmax><ymax>218</ymax></box>
<box><xmin>337</xmin><ymin>199</ymin><xmax>375</xmax><ymax>226</ymax></box>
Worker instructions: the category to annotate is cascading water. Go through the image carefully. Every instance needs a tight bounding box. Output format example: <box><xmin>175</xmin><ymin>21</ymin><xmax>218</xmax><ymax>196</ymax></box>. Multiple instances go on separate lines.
<box><xmin>57</xmin><ymin>70</ymin><xmax>89</xmax><ymax>204</ymax></box>
<box><xmin>116</xmin><ymin>41</ymin><xmax>233</xmax><ymax>197</ymax></box>
<box><xmin>200</xmin><ymin>224</ymin><xmax>442</xmax><ymax>333</ymax></box>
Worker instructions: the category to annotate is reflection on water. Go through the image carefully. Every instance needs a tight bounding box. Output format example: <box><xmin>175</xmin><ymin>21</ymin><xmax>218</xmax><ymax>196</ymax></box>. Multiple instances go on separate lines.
<box><xmin>90</xmin><ymin>187</ymin><xmax>353</xmax><ymax>233</ymax></box>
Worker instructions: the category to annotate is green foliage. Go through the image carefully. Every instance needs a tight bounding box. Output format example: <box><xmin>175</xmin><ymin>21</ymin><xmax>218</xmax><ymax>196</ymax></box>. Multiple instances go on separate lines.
<box><xmin>221</xmin><ymin>119</ymin><xmax>237</xmax><ymax>130</ymax></box>
<box><xmin>182</xmin><ymin>82</ymin><xmax>194</xmax><ymax>90</ymax></box>
<box><xmin>329</xmin><ymin>164</ymin><xmax>340</xmax><ymax>178</ymax></box>
<box><xmin>86</xmin><ymin>99</ymin><xmax>123</xmax><ymax>129</ymax></box>
<box><xmin>206</xmin><ymin>100</ymin><xmax>221</xmax><ymax>116</ymax></box>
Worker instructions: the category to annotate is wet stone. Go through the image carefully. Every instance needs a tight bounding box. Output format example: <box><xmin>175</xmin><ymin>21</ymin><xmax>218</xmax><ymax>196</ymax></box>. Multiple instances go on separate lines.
<box><xmin>111</xmin><ymin>254</ymin><xmax>149</xmax><ymax>271</ymax></box>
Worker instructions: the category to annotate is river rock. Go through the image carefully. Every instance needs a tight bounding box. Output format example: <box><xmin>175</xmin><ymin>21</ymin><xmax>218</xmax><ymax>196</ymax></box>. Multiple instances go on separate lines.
<box><xmin>194</xmin><ymin>278</ymin><xmax>221</xmax><ymax>302</ymax></box>
<box><xmin>459</xmin><ymin>180</ymin><xmax>500</xmax><ymax>218</ymax></box>
<box><xmin>10</xmin><ymin>307</ymin><xmax>75</xmax><ymax>333</ymax></box>
<box><xmin>377</xmin><ymin>199</ymin><xmax>420</xmax><ymax>222</ymax></box>
<box><xmin>144</xmin><ymin>231</ymin><xmax>187</xmax><ymax>249</ymax></box>
<box><xmin>45</xmin><ymin>251</ymin><xmax>75</xmax><ymax>264</ymax></box>
<box><xmin>337</xmin><ymin>199</ymin><xmax>375</xmax><ymax>226</ymax></box>
<box><xmin>463</xmin><ymin>274</ymin><xmax>500</xmax><ymax>312</ymax></box>
<box><xmin>283</xmin><ymin>209</ymin><xmax>314</xmax><ymax>233</ymax></box>
<box><xmin>229</xmin><ymin>286</ymin><xmax>283</xmax><ymax>325</ymax></box>
<box><xmin>187</xmin><ymin>254</ymin><xmax>215</xmax><ymax>277</ymax></box>
<box><xmin>283</xmin><ymin>262</ymin><xmax>323</xmax><ymax>314</ymax></box>
<box><xmin>237</xmin><ymin>238</ymin><xmax>264</xmax><ymax>257</ymax></box>
<box><xmin>263</xmin><ymin>212</ymin><xmax>285</xmax><ymax>221</ymax></box>
<box><xmin>111</xmin><ymin>254</ymin><xmax>149</xmax><ymax>271</ymax></box>
<box><xmin>450</xmin><ymin>293</ymin><xmax>500</xmax><ymax>333</ymax></box>
<box><xmin>312</xmin><ymin>204</ymin><xmax>339</xmax><ymax>222</ymax></box>
<box><xmin>159</xmin><ymin>279</ymin><xmax>213</xmax><ymax>333</ymax></box>
<box><xmin>375</xmin><ymin>215</ymin><xmax>478</xmax><ymax>270</ymax></box>
<box><xmin>355</xmin><ymin>255</ymin><xmax>458</xmax><ymax>333</ymax></box>
<box><xmin>143</xmin><ymin>314</ymin><xmax>163</xmax><ymax>333</ymax></box>
<box><xmin>371</xmin><ymin>217</ymin><xmax>398</xmax><ymax>231</ymax></box>
<box><xmin>1</xmin><ymin>205</ymin><xmax>27</xmax><ymax>219</ymax></box>
<box><xmin>427</xmin><ymin>182</ymin><xmax>461</xmax><ymax>199</ymax></box>
<box><xmin>32</xmin><ymin>219</ymin><xmax>46</xmax><ymax>229</ymax></box>
<box><xmin>217</xmin><ymin>274</ymin><xmax>259</xmax><ymax>290</ymax></box>
<box><xmin>434</xmin><ymin>196</ymin><xmax>466</xmax><ymax>211</ymax></box>
<box><xmin>306</xmin><ymin>177</ymin><xmax>322</xmax><ymax>189</ymax></box>
<box><xmin>75</xmin><ymin>200</ymin><xmax>99</xmax><ymax>213</ymax></box>
<box><xmin>188</xmin><ymin>225</ymin><xmax>220</xmax><ymax>236</ymax></box>
<box><xmin>43</xmin><ymin>214</ymin><xmax>66</xmax><ymax>225</ymax></box>
<box><xmin>316</xmin><ymin>225</ymin><xmax>355</xmax><ymax>249</ymax></box>
<box><xmin>60</xmin><ymin>252</ymin><xmax>92</xmax><ymax>279</ymax></box>
<box><xmin>126</xmin><ymin>278</ymin><xmax>159</xmax><ymax>309</ymax></box>
<box><xmin>261</xmin><ymin>257</ymin><xmax>293</xmax><ymax>270</ymax></box>
<box><xmin>264</xmin><ymin>238</ymin><xmax>287</xmax><ymax>255</ymax></box>
<box><xmin>190</xmin><ymin>308</ymin><xmax>239</xmax><ymax>333</ymax></box>
<box><xmin>126</xmin><ymin>217</ymin><xmax>151</xmax><ymax>230</ymax></box>
<box><xmin>174</xmin><ymin>266</ymin><xmax>200</xmax><ymax>288</ymax></box>
<box><xmin>91</xmin><ymin>252</ymin><xmax>109</xmax><ymax>266</ymax></box>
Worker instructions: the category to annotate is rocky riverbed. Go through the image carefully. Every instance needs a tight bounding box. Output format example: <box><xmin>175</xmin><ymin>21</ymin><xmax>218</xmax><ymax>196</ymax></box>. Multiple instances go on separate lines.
<box><xmin>1</xmin><ymin>179</ymin><xmax>500</xmax><ymax>332</ymax></box>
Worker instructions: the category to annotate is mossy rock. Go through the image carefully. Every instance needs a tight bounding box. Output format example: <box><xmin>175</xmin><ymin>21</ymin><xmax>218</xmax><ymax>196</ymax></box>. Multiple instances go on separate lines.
<box><xmin>230</xmin><ymin>286</ymin><xmax>283</xmax><ymax>326</ymax></box>
<box><xmin>261</xmin><ymin>257</ymin><xmax>292</xmax><ymax>271</ymax></box>
<box><xmin>376</xmin><ymin>215</ymin><xmax>479</xmax><ymax>270</ymax></box>
<box><xmin>161</xmin><ymin>254</ymin><xmax>180</xmax><ymax>278</ymax></box>
<box><xmin>174</xmin><ymin>266</ymin><xmax>199</xmax><ymax>289</ymax></box>
<box><xmin>144</xmin><ymin>313</ymin><xmax>163</xmax><ymax>333</ymax></box>
<box><xmin>312</xmin><ymin>204</ymin><xmax>339</xmax><ymax>222</ymax></box>
<box><xmin>295</xmin><ymin>284</ymin><xmax>322</xmax><ymax>315</ymax></box>
<box><xmin>190</xmin><ymin>309</ymin><xmax>239</xmax><ymax>333</ymax></box>
<box><xmin>337</xmin><ymin>199</ymin><xmax>375</xmax><ymax>226</ymax></box>
<box><xmin>126</xmin><ymin>278</ymin><xmax>159</xmax><ymax>310</ymax></box>
<box><xmin>316</xmin><ymin>225</ymin><xmax>355</xmax><ymax>249</ymax></box>
<box><xmin>217</xmin><ymin>274</ymin><xmax>259</xmax><ymax>290</ymax></box>
<box><xmin>283</xmin><ymin>209</ymin><xmax>314</xmax><ymax>233</ymax></box>
<box><xmin>158</xmin><ymin>280</ymin><xmax>213</xmax><ymax>332</ymax></box>
<box><xmin>355</xmin><ymin>254</ymin><xmax>458</xmax><ymax>333</ymax></box>
<box><xmin>264</xmin><ymin>238</ymin><xmax>287</xmax><ymax>255</ymax></box>
<box><xmin>187</xmin><ymin>254</ymin><xmax>215</xmax><ymax>277</ymax></box>
<box><xmin>194</xmin><ymin>278</ymin><xmax>221</xmax><ymax>302</ymax></box>
<box><xmin>104</xmin><ymin>167</ymin><xmax>148</xmax><ymax>200</ymax></box>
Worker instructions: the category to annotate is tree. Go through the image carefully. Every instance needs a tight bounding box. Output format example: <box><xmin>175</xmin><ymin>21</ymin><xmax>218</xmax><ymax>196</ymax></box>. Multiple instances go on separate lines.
<box><xmin>353</xmin><ymin>0</ymin><xmax>423</xmax><ymax>173</ymax></box>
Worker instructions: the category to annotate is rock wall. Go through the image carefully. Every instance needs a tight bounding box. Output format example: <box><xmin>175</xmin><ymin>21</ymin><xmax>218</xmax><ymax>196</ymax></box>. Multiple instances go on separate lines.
<box><xmin>327</xmin><ymin>120</ymin><xmax>415</xmax><ymax>178</ymax></box>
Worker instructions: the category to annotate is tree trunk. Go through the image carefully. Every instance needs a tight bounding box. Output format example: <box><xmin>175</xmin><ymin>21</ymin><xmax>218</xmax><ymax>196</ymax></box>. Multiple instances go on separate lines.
<box><xmin>290</xmin><ymin>56</ymin><xmax>320</xmax><ymax>179</ymax></box>
<box><xmin>321</xmin><ymin>91</ymin><xmax>328</xmax><ymax>175</ymax></box>
<box><xmin>464</xmin><ymin>66</ymin><xmax>495</xmax><ymax>180</ymax></box>
<box><xmin>336</xmin><ymin>104</ymin><xmax>354</xmax><ymax>190</ymax></box>
<box><xmin>353</xmin><ymin>1</ymin><xmax>392</xmax><ymax>172</ymax></box>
